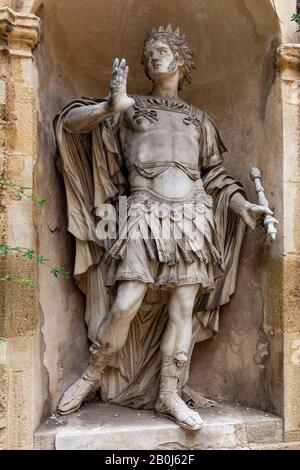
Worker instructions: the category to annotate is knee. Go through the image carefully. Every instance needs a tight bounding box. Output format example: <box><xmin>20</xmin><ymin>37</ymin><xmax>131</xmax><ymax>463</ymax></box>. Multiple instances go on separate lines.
<box><xmin>180</xmin><ymin>303</ymin><xmax>194</xmax><ymax>320</ymax></box>
<box><xmin>180</xmin><ymin>290</ymin><xmax>196</xmax><ymax>310</ymax></box>
<box><xmin>172</xmin><ymin>291</ymin><xmax>196</xmax><ymax>318</ymax></box>
<box><xmin>111</xmin><ymin>299</ymin><xmax>136</xmax><ymax>322</ymax></box>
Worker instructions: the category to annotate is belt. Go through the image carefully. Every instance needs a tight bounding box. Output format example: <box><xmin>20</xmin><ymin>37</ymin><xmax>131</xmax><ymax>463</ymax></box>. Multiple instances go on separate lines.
<box><xmin>129</xmin><ymin>161</ymin><xmax>200</xmax><ymax>181</ymax></box>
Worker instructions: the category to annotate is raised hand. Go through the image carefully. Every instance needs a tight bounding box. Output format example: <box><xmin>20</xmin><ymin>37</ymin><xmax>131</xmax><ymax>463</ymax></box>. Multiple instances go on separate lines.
<box><xmin>107</xmin><ymin>58</ymin><xmax>135</xmax><ymax>113</ymax></box>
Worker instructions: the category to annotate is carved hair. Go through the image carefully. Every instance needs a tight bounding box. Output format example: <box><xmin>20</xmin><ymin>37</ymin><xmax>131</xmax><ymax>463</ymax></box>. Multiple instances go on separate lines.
<box><xmin>141</xmin><ymin>25</ymin><xmax>195</xmax><ymax>91</ymax></box>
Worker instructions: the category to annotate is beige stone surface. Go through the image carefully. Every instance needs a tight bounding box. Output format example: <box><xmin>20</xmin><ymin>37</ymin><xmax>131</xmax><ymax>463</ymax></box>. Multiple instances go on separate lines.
<box><xmin>0</xmin><ymin>3</ymin><xmax>41</xmax><ymax>449</ymax></box>
<box><xmin>272</xmin><ymin>0</ymin><xmax>300</xmax><ymax>43</ymax></box>
<box><xmin>283</xmin><ymin>332</ymin><xmax>300</xmax><ymax>436</ymax></box>
<box><xmin>0</xmin><ymin>1</ymin><xmax>40</xmax><ymax>14</ymax></box>
<box><xmin>34</xmin><ymin>402</ymin><xmax>283</xmax><ymax>450</ymax></box>
<box><xmin>0</xmin><ymin>364</ymin><xmax>8</xmax><ymax>449</ymax></box>
<box><xmin>33</xmin><ymin>4</ymin><xmax>90</xmax><ymax>421</ymax></box>
<box><xmin>277</xmin><ymin>43</ymin><xmax>300</xmax><ymax>439</ymax></box>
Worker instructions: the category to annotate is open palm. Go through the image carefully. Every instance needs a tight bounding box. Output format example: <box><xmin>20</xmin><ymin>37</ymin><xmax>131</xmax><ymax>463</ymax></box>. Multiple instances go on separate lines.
<box><xmin>108</xmin><ymin>58</ymin><xmax>135</xmax><ymax>113</ymax></box>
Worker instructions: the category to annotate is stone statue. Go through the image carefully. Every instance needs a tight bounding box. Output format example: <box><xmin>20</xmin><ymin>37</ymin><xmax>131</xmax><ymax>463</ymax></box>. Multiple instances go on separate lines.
<box><xmin>54</xmin><ymin>26</ymin><xmax>278</xmax><ymax>430</ymax></box>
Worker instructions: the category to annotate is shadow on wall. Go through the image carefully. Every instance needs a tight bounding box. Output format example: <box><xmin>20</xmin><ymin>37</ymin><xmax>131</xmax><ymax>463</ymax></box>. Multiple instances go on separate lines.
<box><xmin>34</xmin><ymin>0</ymin><xmax>282</xmax><ymax>423</ymax></box>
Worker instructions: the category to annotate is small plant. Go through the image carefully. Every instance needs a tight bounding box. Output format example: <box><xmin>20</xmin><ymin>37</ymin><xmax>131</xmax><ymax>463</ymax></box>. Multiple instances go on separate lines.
<box><xmin>0</xmin><ymin>177</ymin><xmax>70</xmax><ymax>285</ymax></box>
<box><xmin>0</xmin><ymin>176</ymin><xmax>47</xmax><ymax>207</ymax></box>
<box><xmin>0</xmin><ymin>244</ymin><xmax>70</xmax><ymax>284</ymax></box>
<box><xmin>291</xmin><ymin>13</ymin><xmax>300</xmax><ymax>32</ymax></box>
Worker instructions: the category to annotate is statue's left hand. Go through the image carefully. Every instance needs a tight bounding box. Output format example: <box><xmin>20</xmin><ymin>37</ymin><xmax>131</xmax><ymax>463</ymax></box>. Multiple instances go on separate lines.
<box><xmin>241</xmin><ymin>202</ymin><xmax>278</xmax><ymax>231</ymax></box>
<box><xmin>230</xmin><ymin>193</ymin><xmax>279</xmax><ymax>231</ymax></box>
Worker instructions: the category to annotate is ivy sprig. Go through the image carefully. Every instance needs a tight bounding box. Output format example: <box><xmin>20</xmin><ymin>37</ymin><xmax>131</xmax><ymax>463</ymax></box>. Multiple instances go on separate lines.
<box><xmin>0</xmin><ymin>244</ymin><xmax>70</xmax><ymax>284</ymax></box>
<box><xmin>291</xmin><ymin>13</ymin><xmax>300</xmax><ymax>32</ymax></box>
<box><xmin>0</xmin><ymin>274</ymin><xmax>37</xmax><ymax>286</ymax></box>
<box><xmin>50</xmin><ymin>266</ymin><xmax>71</xmax><ymax>279</ymax></box>
<box><xmin>0</xmin><ymin>176</ymin><xmax>47</xmax><ymax>207</ymax></box>
<box><xmin>0</xmin><ymin>177</ymin><xmax>69</xmax><ymax>286</ymax></box>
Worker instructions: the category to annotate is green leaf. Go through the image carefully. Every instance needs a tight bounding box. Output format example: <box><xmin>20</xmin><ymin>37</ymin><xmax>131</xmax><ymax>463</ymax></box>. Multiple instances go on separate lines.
<box><xmin>15</xmin><ymin>190</ymin><xmax>23</xmax><ymax>197</ymax></box>
<box><xmin>291</xmin><ymin>13</ymin><xmax>300</xmax><ymax>30</ymax></box>
<box><xmin>18</xmin><ymin>278</ymin><xmax>37</xmax><ymax>286</ymax></box>
<box><xmin>0</xmin><ymin>274</ymin><xmax>12</xmax><ymax>282</ymax></box>
<box><xmin>0</xmin><ymin>338</ymin><xmax>6</xmax><ymax>344</ymax></box>
<box><xmin>291</xmin><ymin>13</ymin><xmax>300</xmax><ymax>22</ymax></box>
<box><xmin>50</xmin><ymin>266</ymin><xmax>70</xmax><ymax>279</ymax></box>
<box><xmin>11</xmin><ymin>247</ymin><xmax>22</xmax><ymax>253</ymax></box>
<box><xmin>36</xmin><ymin>198</ymin><xmax>47</xmax><ymax>207</ymax></box>
<box><xmin>22</xmin><ymin>249</ymin><xmax>34</xmax><ymax>260</ymax></box>
<box><xmin>37</xmin><ymin>256</ymin><xmax>49</xmax><ymax>265</ymax></box>
<box><xmin>0</xmin><ymin>244</ymin><xmax>10</xmax><ymax>254</ymax></box>
<box><xmin>50</xmin><ymin>267</ymin><xmax>60</xmax><ymax>278</ymax></box>
<box><xmin>30</xmin><ymin>194</ymin><xmax>38</xmax><ymax>200</ymax></box>
<box><xmin>0</xmin><ymin>178</ymin><xmax>13</xmax><ymax>187</ymax></box>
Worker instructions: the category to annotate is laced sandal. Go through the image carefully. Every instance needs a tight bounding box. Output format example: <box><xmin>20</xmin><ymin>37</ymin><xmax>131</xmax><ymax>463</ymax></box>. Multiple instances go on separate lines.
<box><xmin>57</xmin><ymin>347</ymin><xmax>113</xmax><ymax>416</ymax></box>
<box><xmin>155</xmin><ymin>355</ymin><xmax>203</xmax><ymax>431</ymax></box>
<box><xmin>155</xmin><ymin>393</ymin><xmax>203</xmax><ymax>431</ymax></box>
<box><xmin>57</xmin><ymin>377</ymin><xmax>100</xmax><ymax>416</ymax></box>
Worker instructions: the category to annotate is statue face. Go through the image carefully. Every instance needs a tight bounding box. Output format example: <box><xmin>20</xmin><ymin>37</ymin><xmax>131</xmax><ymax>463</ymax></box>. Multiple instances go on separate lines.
<box><xmin>144</xmin><ymin>40</ymin><xmax>179</xmax><ymax>81</ymax></box>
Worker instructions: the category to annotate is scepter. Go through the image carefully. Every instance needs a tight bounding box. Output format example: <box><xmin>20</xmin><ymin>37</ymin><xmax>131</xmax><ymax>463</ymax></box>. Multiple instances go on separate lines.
<box><xmin>250</xmin><ymin>167</ymin><xmax>277</xmax><ymax>241</ymax></box>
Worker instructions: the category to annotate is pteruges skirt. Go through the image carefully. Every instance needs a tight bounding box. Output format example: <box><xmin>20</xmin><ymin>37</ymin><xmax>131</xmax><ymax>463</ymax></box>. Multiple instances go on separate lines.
<box><xmin>104</xmin><ymin>188</ymin><xmax>224</xmax><ymax>290</ymax></box>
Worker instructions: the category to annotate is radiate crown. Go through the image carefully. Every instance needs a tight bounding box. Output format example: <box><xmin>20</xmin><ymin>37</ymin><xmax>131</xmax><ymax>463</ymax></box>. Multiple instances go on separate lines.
<box><xmin>146</xmin><ymin>24</ymin><xmax>187</xmax><ymax>46</ymax></box>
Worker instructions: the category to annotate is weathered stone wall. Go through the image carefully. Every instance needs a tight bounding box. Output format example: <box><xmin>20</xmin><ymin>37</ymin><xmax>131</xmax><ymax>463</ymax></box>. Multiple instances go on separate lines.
<box><xmin>277</xmin><ymin>43</ymin><xmax>300</xmax><ymax>441</ymax></box>
<box><xmin>34</xmin><ymin>2</ymin><xmax>89</xmax><ymax>421</ymax></box>
<box><xmin>0</xmin><ymin>0</ymin><xmax>40</xmax><ymax>449</ymax></box>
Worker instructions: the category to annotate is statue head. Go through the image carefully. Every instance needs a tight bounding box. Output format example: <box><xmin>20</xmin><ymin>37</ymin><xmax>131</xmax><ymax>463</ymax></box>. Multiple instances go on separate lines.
<box><xmin>141</xmin><ymin>25</ymin><xmax>195</xmax><ymax>91</ymax></box>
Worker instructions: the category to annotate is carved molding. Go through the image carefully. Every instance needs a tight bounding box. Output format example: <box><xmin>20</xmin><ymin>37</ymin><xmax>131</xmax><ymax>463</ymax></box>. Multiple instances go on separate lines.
<box><xmin>0</xmin><ymin>6</ymin><xmax>40</xmax><ymax>56</ymax></box>
<box><xmin>277</xmin><ymin>44</ymin><xmax>300</xmax><ymax>80</ymax></box>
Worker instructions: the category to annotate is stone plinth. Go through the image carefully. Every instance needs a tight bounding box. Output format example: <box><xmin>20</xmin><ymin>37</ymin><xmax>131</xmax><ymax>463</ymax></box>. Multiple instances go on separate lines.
<box><xmin>34</xmin><ymin>402</ymin><xmax>285</xmax><ymax>451</ymax></box>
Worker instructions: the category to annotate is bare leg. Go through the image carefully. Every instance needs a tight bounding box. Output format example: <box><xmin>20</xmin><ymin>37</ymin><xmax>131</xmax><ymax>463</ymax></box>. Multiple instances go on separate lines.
<box><xmin>57</xmin><ymin>281</ymin><xmax>147</xmax><ymax>415</ymax></box>
<box><xmin>94</xmin><ymin>281</ymin><xmax>148</xmax><ymax>352</ymax></box>
<box><xmin>156</xmin><ymin>284</ymin><xmax>203</xmax><ymax>430</ymax></box>
<box><xmin>161</xmin><ymin>284</ymin><xmax>197</xmax><ymax>357</ymax></box>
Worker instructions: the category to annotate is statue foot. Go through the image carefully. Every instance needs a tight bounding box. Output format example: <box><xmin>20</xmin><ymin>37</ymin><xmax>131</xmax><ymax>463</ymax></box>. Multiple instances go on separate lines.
<box><xmin>57</xmin><ymin>377</ymin><xmax>100</xmax><ymax>416</ymax></box>
<box><xmin>155</xmin><ymin>392</ymin><xmax>203</xmax><ymax>431</ymax></box>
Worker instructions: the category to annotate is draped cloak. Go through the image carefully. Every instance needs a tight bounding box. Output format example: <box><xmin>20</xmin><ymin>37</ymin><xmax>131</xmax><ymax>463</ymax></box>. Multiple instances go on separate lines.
<box><xmin>54</xmin><ymin>98</ymin><xmax>246</xmax><ymax>409</ymax></box>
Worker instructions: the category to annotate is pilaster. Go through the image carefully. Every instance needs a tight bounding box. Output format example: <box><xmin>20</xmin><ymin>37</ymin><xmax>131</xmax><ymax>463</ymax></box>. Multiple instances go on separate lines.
<box><xmin>277</xmin><ymin>43</ymin><xmax>300</xmax><ymax>441</ymax></box>
<box><xmin>0</xmin><ymin>5</ymin><xmax>40</xmax><ymax>449</ymax></box>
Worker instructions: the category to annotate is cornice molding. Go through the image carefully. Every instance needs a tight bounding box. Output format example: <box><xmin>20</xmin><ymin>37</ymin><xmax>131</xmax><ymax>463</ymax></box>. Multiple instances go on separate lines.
<box><xmin>277</xmin><ymin>44</ymin><xmax>300</xmax><ymax>80</ymax></box>
<box><xmin>0</xmin><ymin>6</ymin><xmax>40</xmax><ymax>56</ymax></box>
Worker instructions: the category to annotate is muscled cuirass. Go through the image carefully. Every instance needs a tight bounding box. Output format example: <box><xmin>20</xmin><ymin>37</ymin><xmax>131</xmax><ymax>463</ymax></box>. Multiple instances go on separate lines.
<box><xmin>118</xmin><ymin>96</ymin><xmax>210</xmax><ymax>199</ymax></box>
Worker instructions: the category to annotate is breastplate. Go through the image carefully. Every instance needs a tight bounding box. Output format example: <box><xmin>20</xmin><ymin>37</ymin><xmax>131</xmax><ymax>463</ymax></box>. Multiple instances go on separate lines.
<box><xmin>131</xmin><ymin>94</ymin><xmax>204</xmax><ymax>131</ymax></box>
<box><xmin>128</xmin><ymin>96</ymin><xmax>204</xmax><ymax>181</ymax></box>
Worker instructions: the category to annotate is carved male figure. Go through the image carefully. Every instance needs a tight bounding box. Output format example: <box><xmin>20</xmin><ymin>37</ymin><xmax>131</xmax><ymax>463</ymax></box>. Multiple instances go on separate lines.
<box><xmin>55</xmin><ymin>26</ymin><xmax>276</xmax><ymax>430</ymax></box>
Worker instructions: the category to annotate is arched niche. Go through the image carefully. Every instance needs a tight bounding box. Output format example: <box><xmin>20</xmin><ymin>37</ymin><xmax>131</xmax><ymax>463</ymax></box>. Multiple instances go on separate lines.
<box><xmin>33</xmin><ymin>0</ymin><xmax>283</xmax><ymax>422</ymax></box>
